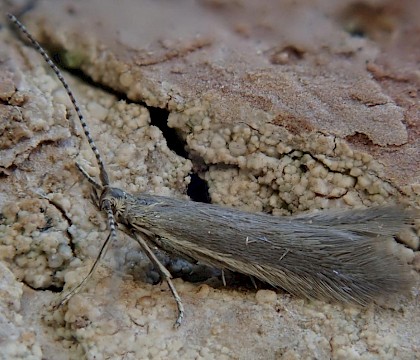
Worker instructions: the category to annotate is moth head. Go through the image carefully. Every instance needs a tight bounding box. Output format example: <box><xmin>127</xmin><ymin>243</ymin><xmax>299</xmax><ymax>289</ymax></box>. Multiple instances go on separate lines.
<box><xmin>99</xmin><ymin>187</ymin><xmax>128</xmax><ymax>218</ymax></box>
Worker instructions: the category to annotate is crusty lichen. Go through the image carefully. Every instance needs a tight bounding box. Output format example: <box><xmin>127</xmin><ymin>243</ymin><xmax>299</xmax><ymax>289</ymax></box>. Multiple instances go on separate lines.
<box><xmin>170</xmin><ymin>108</ymin><xmax>417</xmax><ymax>215</ymax></box>
<box><xmin>0</xmin><ymin>198</ymin><xmax>72</xmax><ymax>289</ymax></box>
<box><xmin>0</xmin><ymin>262</ymin><xmax>42</xmax><ymax>360</ymax></box>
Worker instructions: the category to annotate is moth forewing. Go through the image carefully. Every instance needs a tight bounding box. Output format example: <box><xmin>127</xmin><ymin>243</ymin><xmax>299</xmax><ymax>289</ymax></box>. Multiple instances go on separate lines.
<box><xmin>110</xmin><ymin>189</ymin><xmax>414</xmax><ymax>306</ymax></box>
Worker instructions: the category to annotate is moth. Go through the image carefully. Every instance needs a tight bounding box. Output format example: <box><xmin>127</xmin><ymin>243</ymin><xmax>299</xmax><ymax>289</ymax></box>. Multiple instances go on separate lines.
<box><xmin>8</xmin><ymin>14</ymin><xmax>414</xmax><ymax>327</ymax></box>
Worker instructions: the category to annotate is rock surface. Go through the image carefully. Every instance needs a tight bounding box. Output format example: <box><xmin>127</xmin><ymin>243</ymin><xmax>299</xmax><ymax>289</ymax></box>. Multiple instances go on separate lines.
<box><xmin>0</xmin><ymin>0</ymin><xmax>419</xmax><ymax>359</ymax></box>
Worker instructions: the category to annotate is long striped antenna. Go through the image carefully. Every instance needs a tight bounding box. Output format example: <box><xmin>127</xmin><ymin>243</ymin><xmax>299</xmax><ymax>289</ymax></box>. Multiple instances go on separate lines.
<box><xmin>7</xmin><ymin>13</ymin><xmax>110</xmax><ymax>187</ymax></box>
<box><xmin>8</xmin><ymin>13</ymin><xmax>120</xmax><ymax>307</ymax></box>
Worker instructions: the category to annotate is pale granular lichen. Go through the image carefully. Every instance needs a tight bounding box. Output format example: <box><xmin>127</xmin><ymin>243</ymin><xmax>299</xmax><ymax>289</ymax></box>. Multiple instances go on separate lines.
<box><xmin>0</xmin><ymin>198</ymin><xmax>72</xmax><ymax>290</ymax></box>
<box><xmin>0</xmin><ymin>262</ymin><xmax>42</xmax><ymax>360</ymax></box>
<box><xmin>171</xmin><ymin>108</ymin><xmax>415</xmax><ymax>214</ymax></box>
<box><xmin>81</xmin><ymin>98</ymin><xmax>192</xmax><ymax>196</ymax></box>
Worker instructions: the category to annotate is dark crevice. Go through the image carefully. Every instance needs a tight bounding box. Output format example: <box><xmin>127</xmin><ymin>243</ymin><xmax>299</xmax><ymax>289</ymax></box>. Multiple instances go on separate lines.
<box><xmin>147</xmin><ymin>107</ymin><xmax>212</xmax><ymax>203</ymax></box>
<box><xmin>52</xmin><ymin>52</ymin><xmax>130</xmax><ymax>101</ymax></box>
<box><xmin>187</xmin><ymin>173</ymin><xmax>211</xmax><ymax>203</ymax></box>
<box><xmin>348</xmin><ymin>29</ymin><xmax>365</xmax><ymax>38</ymax></box>
<box><xmin>40</xmin><ymin>284</ymin><xmax>63</xmax><ymax>293</ymax></box>
<box><xmin>148</xmin><ymin>107</ymin><xmax>189</xmax><ymax>158</ymax></box>
<box><xmin>161</xmin><ymin>254</ymin><xmax>273</xmax><ymax>290</ymax></box>
<box><xmin>0</xmin><ymin>164</ymin><xmax>16</xmax><ymax>178</ymax></box>
<box><xmin>24</xmin><ymin>281</ymin><xmax>63</xmax><ymax>293</ymax></box>
<box><xmin>42</xmin><ymin>196</ymin><xmax>76</xmax><ymax>254</ymax></box>
<box><xmin>299</xmin><ymin>164</ymin><xmax>309</xmax><ymax>173</ymax></box>
<box><xmin>52</xmin><ymin>50</ymin><xmax>213</xmax><ymax>205</ymax></box>
<box><xmin>56</xmin><ymin>51</ymin><xmax>191</xmax><ymax>159</ymax></box>
<box><xmin>52</xmin><ymin>51</ymin><xmax>191</xmax><ymax>158</ymax></box>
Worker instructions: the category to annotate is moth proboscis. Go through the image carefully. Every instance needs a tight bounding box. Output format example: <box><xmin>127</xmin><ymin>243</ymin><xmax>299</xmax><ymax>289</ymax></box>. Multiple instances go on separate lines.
<box><xmin>7</xmin><ymin>13</ymin><xmax>415</xmax><ymax>327</ymax></box>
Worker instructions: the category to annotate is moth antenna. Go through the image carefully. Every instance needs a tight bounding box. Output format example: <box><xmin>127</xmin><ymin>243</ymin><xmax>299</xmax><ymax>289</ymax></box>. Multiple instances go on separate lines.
<box><xmin>56</xmin><ymin>218</ymin><xmax>117</xmax><ymax>307</ymax></box>
<box><xmin>7</xmin><ymin>13</ymin><xmax>110</xmax><ymax>187</ymax></box>
<box><xmin>75</xmin><ymin>162</ymin><xmax>103</xmax><ymax>191</ymax></box>
<box><xmin>8</xmin><ymin>14</ymin><xmax>121</xmax><ymax>308</ymax></box>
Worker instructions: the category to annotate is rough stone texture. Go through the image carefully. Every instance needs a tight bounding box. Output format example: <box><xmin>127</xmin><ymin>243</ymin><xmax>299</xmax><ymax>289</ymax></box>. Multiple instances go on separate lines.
<box><xmin>0</xmin><ymin>0</ymin><xmax>419</xmax><ymax>359</ymax></box>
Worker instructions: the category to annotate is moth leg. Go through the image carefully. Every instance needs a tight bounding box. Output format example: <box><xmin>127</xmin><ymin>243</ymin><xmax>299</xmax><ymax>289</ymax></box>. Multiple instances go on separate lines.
<box><xmin>221</xmin><ymin>269</ymin><xmax>226</xmax><ymax>286</ymax></box>
<box><xmin>130</xmin><ymin>231</ymin><xmax>184</xmax><ymax>328</ymax></box>
<box><xmin>249</xmin><ymin>276</ymin><xmax>258</xmax><ymax>289</ymax></box>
